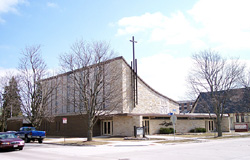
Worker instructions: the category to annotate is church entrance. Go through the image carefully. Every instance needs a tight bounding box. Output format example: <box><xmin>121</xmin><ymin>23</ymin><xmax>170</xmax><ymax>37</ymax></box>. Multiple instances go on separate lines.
<box><xmin>102</xmin><ymin>120</ymin><xmax>113</xmax><ymax>135</ymax></box>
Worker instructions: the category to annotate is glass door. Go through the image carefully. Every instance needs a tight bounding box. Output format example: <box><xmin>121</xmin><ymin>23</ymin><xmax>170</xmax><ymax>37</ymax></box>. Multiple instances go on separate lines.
<box><xmin>102</xmin><ymin>120</ymin><xmax>113</xmax><ymax>135</ymax></box>
<box><xmin>142</xmin><ymin>120</ymin><xmax>150</xmax><ymax>135</ymax></box>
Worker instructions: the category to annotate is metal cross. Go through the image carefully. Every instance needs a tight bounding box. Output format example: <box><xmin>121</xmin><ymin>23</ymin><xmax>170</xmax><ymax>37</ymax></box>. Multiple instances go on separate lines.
<box><xmin>130</xmin><ymin>36</ymin><xmax>137</xmax><ymax>70</ymax></box>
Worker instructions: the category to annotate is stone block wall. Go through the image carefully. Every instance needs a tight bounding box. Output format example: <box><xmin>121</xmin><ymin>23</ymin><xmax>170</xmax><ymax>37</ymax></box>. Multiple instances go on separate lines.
<box><xmin>149</xmin><ymin>119</ymin><xmax>206</xmax><ymax>134</ymax></box>
<box><xmin>44</xmin><ymin>57</ymin><xmax>179</xmax><ymax>117</ymax></box>
<box><xmin>121</xmin><ymin>60</ymin><xmax>179</xmax><ymax>114</ymax></box>
<box><xmin>113</xmin><ymin>115</ymin><xmax>142</xmax><ymax>137</ymax></box>
<box><xmin>221</xmin><ymin>116</ymin><xmax>230</xmax><ymax>132</ymax></box>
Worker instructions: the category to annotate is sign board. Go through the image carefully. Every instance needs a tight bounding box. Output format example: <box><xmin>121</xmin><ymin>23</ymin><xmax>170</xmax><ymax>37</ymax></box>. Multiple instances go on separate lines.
<box><xmin>63</xmin><ymin>118</ymin><xmax>67</xmax><ymax>124</ymax></box>
<box><xmin>136</xmin><ymin>127</ymin><xmax>144</xmax><ymax>135</ymax></box>
<box><xmin>134</xmin><ymin>126</ymin><xmax>145</xmax><ymax>137</ymax></box>
<box><xmin>235</xmin><ymin>124</ymin><xmax>248</xmax><ymax>132</ymax></box>
<box><xmin>170</xmin><ymin>115</ymin><xmax>177</xmax><ymax>124</ymax></box>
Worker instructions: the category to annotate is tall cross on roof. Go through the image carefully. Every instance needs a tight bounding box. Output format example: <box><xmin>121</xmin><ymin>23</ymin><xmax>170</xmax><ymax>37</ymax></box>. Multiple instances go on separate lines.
<box><xmin>130</xmin><ymin>36</ymin><xmax>137</xmax><ymax>71</ymax></box>
<box><xmin>129</xmin><ymin>36</ymin><xmax>138</xmax><ymax>106</ymax></box>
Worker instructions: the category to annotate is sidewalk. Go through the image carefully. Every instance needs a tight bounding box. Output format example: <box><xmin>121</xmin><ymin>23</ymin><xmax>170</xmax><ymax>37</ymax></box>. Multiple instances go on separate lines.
<box><xmin>43</xmin><ymin>132</ymin><xmax>250</xmax><ymax>147</ymax></box>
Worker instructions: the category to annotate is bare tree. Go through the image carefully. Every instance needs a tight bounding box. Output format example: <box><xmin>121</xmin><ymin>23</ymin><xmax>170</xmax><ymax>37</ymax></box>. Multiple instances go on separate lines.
<box><xmin>60</xmin><ymin>40</ymin><xmax>121</xmax><ymax>141</ymax></box>
<box><xmin>18</xmin><ymin>45</ymin><xmax>57</xmax><ymax>129</ymax></box>
<box><xmin>188</xmin><ymin>49</ymin><xmax>245</xmax><ymax>137</ymax></box>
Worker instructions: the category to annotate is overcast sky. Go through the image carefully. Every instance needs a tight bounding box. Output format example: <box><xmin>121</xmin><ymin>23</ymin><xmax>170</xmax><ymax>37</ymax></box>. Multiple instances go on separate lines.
<box><xmin>1</xmin><ymin>0</ymin><xmax>250</xmax><ymax>101</ymax></box>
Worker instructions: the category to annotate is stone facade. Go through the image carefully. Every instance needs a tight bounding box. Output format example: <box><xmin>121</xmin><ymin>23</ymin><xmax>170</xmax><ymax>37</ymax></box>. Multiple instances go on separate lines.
<box><xmin>120</xmin><ymin>60</ymin><xmax>179</xmax><ymax>114</ymax></box>
<box><xmin>150</xmin><ymin>119</ymin><xmax>207</xmax><ymax>134</ymax></box>
<box><xmin>112</xmin><ymin>115</ymin><xmax>142</xmax><ymax>137</ymax></box>
<box><xmin>44</xmin><ymin>57</ymin><xmax>179</xmax><ymax>116</ymax></box>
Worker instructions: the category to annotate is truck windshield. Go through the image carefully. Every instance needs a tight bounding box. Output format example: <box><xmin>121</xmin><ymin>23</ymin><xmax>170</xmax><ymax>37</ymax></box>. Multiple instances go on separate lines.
<box><xmin>21</xmin><ymin>127</ymin><xmax>36</xmax><ymax>131</ymax></box>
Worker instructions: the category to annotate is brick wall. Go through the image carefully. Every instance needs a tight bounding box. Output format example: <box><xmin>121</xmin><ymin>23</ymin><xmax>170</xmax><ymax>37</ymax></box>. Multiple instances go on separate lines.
<box><xmin>40</xmin><ymin>115</ymin><xmax>101</xmax><ymax>137</ymax></box>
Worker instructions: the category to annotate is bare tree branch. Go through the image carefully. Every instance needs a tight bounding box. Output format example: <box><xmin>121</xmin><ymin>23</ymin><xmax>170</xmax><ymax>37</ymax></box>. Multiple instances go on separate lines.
<box><xmin>18</xmin><ymin>45</ymin><xmax>57</xmax><ymax>128</ymax></box>
<box><xmin>60</xmin><ymin>40</ymin><xmax>120</xmax><ymax>141</ymax></box>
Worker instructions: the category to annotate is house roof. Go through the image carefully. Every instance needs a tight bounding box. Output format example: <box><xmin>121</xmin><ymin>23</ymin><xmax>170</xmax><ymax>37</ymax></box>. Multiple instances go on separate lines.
<box><xmin>191</xmin><ymin>88</ymin><xmax>250</xmax><ymax>113</ymax></box>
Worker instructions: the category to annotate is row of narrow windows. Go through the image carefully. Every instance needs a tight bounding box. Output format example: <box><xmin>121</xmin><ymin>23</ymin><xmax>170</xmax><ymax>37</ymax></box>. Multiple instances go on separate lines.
<box><xmin>235</xmin><ymin>114</ymin><xmax>247</xmax><ymax>123</ymax></box>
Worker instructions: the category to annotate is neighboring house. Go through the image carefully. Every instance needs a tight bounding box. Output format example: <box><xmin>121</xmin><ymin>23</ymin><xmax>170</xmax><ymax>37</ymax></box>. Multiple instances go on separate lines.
<box><xmin>191</xmin><ymin>88</ymin><xmax>250</xmax><ymax>130</ymax></box>
<box><xmin>178</xmin><ymin>100</ymin><xmax>195</xmax><ymax>113</ymax></box>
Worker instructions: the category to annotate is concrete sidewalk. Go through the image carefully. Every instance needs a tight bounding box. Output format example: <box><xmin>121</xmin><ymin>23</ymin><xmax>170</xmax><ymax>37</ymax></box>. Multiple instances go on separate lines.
<box><xmin>43</xmin><ymin>132</ymin><xmax>250</xmax><ymax>147</ymax></box>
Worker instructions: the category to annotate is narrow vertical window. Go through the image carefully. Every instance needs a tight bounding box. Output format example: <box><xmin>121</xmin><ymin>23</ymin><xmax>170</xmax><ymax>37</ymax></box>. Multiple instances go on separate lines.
<box><xmin>236</xmin><ymin>114</ymin><xmax>239</xmax><ymax>123</ymax></box>
<box><xmin>241</xmin><ymin>114</ymin><xmax>244</xmax><ymax>122</ymax></box>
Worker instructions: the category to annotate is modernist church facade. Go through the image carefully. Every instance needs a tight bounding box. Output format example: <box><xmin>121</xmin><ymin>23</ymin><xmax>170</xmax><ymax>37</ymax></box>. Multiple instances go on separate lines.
<box><xmin>36</xmin><ymin>57</ymin><xmax>230</xmax><ymax>137</ymax></box>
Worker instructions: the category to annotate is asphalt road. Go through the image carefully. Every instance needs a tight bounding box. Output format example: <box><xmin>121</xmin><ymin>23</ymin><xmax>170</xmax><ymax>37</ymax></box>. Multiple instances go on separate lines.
<box><xmin>1</xmin><ymin>137</ymin><xmax>250</xmax><ymax>160</ymax></box>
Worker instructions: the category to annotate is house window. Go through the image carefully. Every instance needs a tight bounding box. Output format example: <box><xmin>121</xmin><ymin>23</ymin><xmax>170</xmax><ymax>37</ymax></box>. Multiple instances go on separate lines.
<box><xmin>209</xmin><ymin>121</ymin><xmax>214</xmax><ymax>131</ymax></box>
<box><xmin>67</xmin><ymin>74</ymin><xmax>71</xmax><ymax>113</ymax></box>
<box><xmin>241</xmin><ymin>114</ymin><xmax>244</xmax><ymax>122</ymax></box>
<box><xmin>236</xmin><ymin>114</ymin><xmax>239</xmax><ymax>123</ymax></box>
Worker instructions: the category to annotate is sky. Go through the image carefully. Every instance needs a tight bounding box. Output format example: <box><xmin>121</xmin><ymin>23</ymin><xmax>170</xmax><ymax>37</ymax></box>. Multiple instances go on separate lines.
<box><xmin>1</xmin><ymin>0</ymin><xmax>250</xmax><ymax>101</ymax></box>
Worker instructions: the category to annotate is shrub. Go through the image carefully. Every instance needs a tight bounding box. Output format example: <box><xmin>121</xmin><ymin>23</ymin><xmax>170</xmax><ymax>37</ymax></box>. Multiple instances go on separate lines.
<box><xmin>190</xmin><ymin>128</ymin><xmax>206</xmax><ymax>133</ymax></box>
<box><xmin>159</xmin><ymin>128</ymin><xmax>175</xmax><ymax>134</ymax></box>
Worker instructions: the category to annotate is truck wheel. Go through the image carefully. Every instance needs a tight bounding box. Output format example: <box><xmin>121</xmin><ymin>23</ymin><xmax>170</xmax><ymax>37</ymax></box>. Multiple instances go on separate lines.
<box><xmin>38</xmin><ymin>139</ymin><xmax>43</xmax><ymax>143</ymax></box>
<box><xmin>19</xmin><ymin>147</ymin><xmax>23</xmax><ymax>150</ymax></box>
<box><xmin>25</xmin><ymin>137</ymin><xmax>30</xmax><ymax>143</ymax></box>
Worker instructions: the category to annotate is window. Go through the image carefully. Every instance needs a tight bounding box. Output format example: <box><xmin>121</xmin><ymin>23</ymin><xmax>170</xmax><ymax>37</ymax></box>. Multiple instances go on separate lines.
<box><xmin>102</xmin><ymin>120</ymin><xmax>113</xmax><ymax>135</ymax></box>
<box><xmin>241</xmin><ymin>114</ymin><xmax>244</xmax><ymax>122</ymax></box>
<box><xmin>66</xmin><ymin>74</ymin><xmax>71</xmax><ymax>113</ymax></box>
<box><xmin>236</xmin><ymin>114</ymin><xmax>239</xmax><ymax>123</ymax></box>
<box><xmin>205</xmin><ymin>120</ymin><xmax>214</xmax><ymax>131</ymax></box>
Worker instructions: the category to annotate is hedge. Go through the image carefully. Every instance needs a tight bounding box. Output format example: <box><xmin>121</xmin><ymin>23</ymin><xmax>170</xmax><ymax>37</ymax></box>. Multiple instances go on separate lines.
<box><xmin>189</xmin><ymin>128</ymin><xmax>206</xmax><ymax>133</ymax></box>
<box><xmin>159</xmin><ymin>127</ymin><xmax>175</xmax><ymax>134</ymax></box>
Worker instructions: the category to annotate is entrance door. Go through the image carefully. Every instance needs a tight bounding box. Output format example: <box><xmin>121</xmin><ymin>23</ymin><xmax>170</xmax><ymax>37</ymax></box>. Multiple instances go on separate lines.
<box><xmin>205</xmin><ymin>120</ymin><xmax>214</xmax><ymax>132</ymax></box>
<box><xmin>142</xmin><ymin>120</ymin><xmax>150</xmax><ymax>135</ymax></box>
<box><xmin>102</xmin><ymin>120</ymin><xmax>113</xmax><ymax>135</ymax></box>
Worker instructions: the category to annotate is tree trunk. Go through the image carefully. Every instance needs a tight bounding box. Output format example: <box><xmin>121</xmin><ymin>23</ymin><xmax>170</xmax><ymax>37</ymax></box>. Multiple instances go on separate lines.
<box><xmin>0</xmin><ymin>122</ymin><xmax>4</xmax><ymax>132</ymax></box>
<box><xmin>217</xmin><ymin>116</ymin><xmax>223</xmax><ymax>137</ymax></box>
<box><xmin>87</xmin><ymin>116</ymin><xmax>93</xmax><ymax>141</ymax></box>
<box><xmin>87</xmin><ymin>128</ymin><xmax>93</xmax><ymax>141</ymax></box>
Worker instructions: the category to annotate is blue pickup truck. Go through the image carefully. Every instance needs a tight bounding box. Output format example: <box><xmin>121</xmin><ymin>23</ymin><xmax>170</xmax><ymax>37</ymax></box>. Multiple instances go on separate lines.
<box><xmin>16</xmin><ymin>127</ymin><xmax>46</xmax><ymax>143</ymax></box>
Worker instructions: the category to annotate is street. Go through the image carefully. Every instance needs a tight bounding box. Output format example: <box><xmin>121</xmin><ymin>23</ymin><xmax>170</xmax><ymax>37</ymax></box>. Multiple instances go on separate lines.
<box><xmin>1</xmin><ymin>137</ymin><xmax>250</xmax><ymax>160</ymax></box>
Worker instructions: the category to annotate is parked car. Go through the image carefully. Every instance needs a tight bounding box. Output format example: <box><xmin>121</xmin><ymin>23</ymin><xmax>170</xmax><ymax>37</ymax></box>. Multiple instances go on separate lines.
<box><xmin>0</xmin><ymin>132</ymin><xmax>25</xmax><ymax>151</ymax></box>
<box><xmin>16</xmin><ymin>127</ymin><xmax>46</xmax><ymax>143</ymax></box>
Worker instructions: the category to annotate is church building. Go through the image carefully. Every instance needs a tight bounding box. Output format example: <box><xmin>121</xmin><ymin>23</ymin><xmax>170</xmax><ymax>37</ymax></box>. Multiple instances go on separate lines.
<box><xmin>38</xmin><ymin>56</ymin><xmax>228</xmax><ymax>137</ymax></box>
